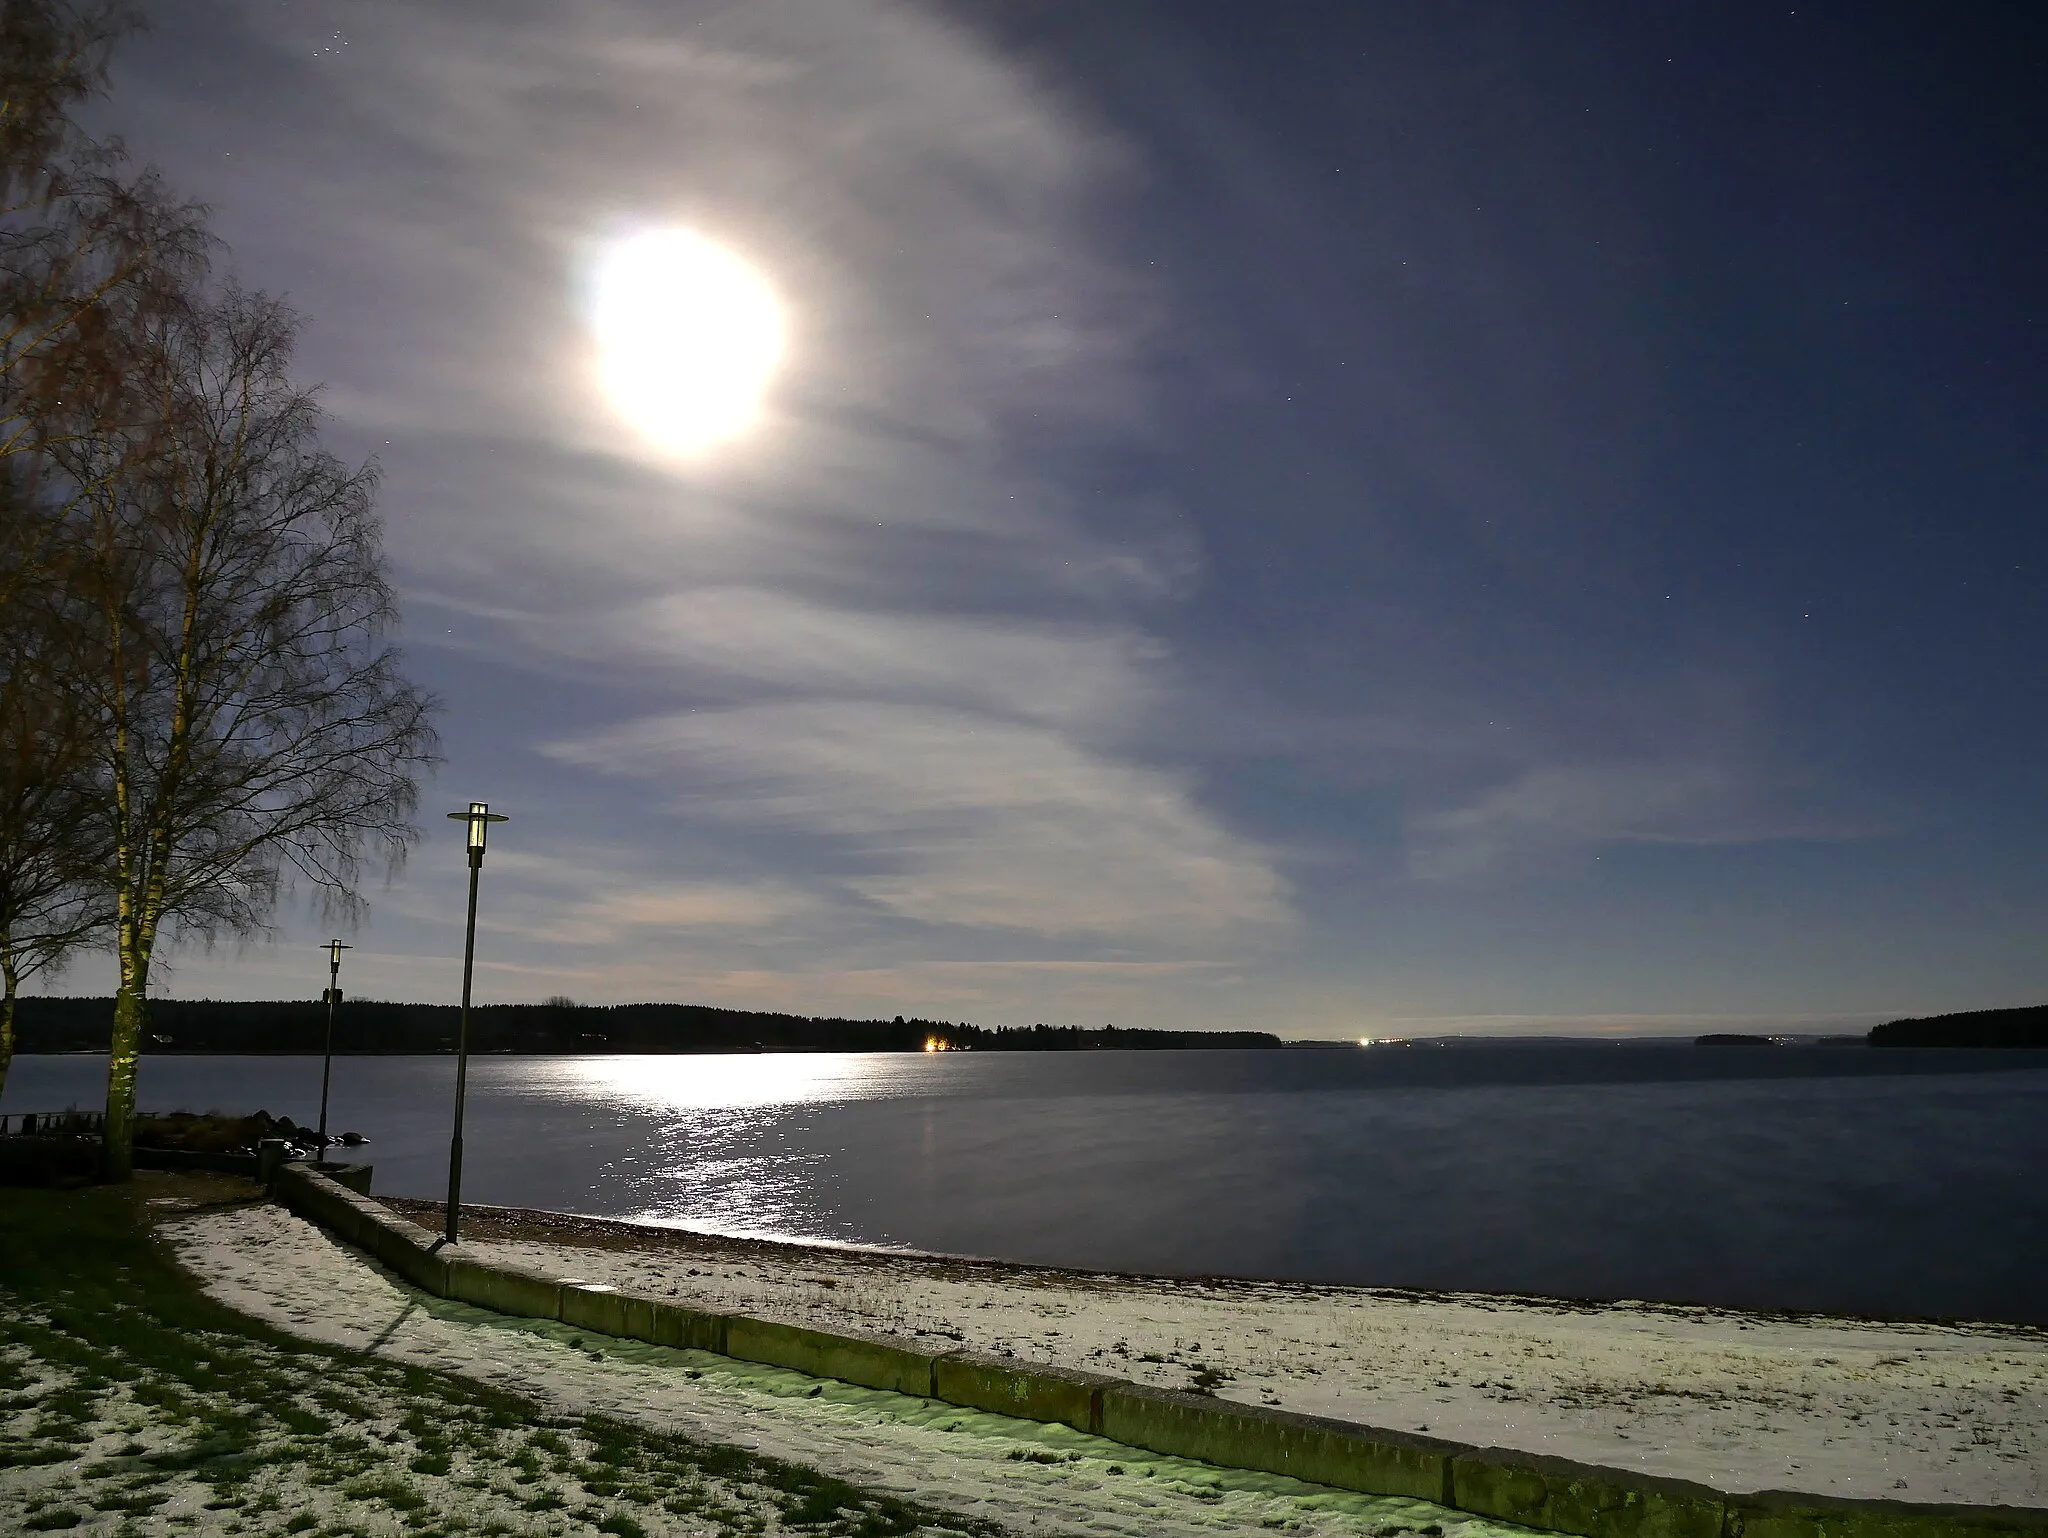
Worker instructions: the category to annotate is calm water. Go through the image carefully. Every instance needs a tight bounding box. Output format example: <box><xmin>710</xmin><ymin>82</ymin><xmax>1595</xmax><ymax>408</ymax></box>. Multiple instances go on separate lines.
<box><xmin>10</xmin><ymin>1047</ymin><xmax>2047</xmax><ymax>1323</ymax></box>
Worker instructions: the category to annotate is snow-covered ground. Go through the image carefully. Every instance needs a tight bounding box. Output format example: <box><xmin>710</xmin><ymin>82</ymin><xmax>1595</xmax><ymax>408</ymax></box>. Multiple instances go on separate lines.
<box><xmin>163</xmin><ymin>1203</ymin><xmax>1538</xmax><ymax>1538</ymax></box>
<box><xmin>373</xmin><ymin>1199</ymin><xmax>2048</xmax><ymax>1508</ymax></box>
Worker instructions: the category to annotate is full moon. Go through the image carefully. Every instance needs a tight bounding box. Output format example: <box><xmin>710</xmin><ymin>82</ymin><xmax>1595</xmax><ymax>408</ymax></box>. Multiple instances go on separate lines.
<box><xmin>588</xmin><ymin>227</ymin><xmax>787</xmax><ymax>455</ymax></box>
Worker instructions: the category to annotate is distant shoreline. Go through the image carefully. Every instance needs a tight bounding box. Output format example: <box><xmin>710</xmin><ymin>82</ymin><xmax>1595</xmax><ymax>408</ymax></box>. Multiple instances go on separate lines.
<box><xmin>12</xmin><ymin>997</ymin><xmax>2046</xmax><ymax>1052</ymax></box>
<box><xmin>8</xmin><ymin>997</ymin><xmax>1281</xmax><ymax>1056</ymax></box>
<box><xmin>15</xmin><ymin>1040</ymin><xmax>2048</xmax><ymax>1058</ymax></box>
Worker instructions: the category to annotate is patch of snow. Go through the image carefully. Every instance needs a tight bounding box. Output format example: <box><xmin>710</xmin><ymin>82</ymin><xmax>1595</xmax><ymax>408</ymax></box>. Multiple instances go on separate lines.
<box><xmin>162</xmin><ymin>1204</ymin><xmax>1539</xmax><ymax>1538</ymax></box>
<box><xmin>419</xmin><ymin>1212</ymin><xmax>2046</xmax><ymax>1507</ymax></box>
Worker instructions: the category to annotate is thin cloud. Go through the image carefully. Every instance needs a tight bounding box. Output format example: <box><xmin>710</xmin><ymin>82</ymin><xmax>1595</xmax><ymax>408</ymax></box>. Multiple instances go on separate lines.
<box><xmin>379</xmin><ymin>846</ymin><xmax>818</xmax><ymax>950</ymax></box>
<box><xmin>545</xmin><ymin>702</ymin><xmax>1293</xmax><ymax>943</ymax></box>
<box><xmin>501</xmin><ymin>587</ymin><xmax>1164</xmax><ymax>728</ymax></box>
<box><xmin>1409</xmin><ymin>759</ymin><xmax>1885</xmax><ymax>882</ymax></box>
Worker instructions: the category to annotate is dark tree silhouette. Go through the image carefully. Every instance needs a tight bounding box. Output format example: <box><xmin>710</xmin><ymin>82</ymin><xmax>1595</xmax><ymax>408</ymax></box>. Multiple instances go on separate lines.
<box><xmin>0</xmin><ymin>500</ymin><xmax>102</xmax><ymax>1097</ymax></box>
<box><xmin>0</xmin><ymin>1</ymin><xmax>134</xmax><ymax>205</ymax></box>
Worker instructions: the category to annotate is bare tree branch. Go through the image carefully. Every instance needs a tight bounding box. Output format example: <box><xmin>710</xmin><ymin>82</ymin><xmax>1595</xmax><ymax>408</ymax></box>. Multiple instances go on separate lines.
<box><xmin>0</xmin><ymin>3</ymin><xmax>210</xmax><ymax>622</ymax></box>
<box><xmin>0</xmin><ymin>467</ymin><xmax>105</xmax><ymax>1098</ymax></box>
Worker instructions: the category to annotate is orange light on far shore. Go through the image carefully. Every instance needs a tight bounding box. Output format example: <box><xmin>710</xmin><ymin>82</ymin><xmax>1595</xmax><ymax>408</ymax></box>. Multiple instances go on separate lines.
<box><xmin>924</xmin><ymin>1037</ymin><xmax>955</xmax><ymax>1052</ymax></box>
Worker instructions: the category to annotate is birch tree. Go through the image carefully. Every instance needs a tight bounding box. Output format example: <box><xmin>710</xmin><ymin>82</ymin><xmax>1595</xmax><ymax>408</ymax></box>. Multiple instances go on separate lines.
<box><xmin>54</xmin><ymin>285</ymin><xmax>438</xmax><ymax>1176</ymax></box>
<box><xmin>0</xmin><ymin>3</ymin><xmax>209</xmax><ymax>1096</ymax></box>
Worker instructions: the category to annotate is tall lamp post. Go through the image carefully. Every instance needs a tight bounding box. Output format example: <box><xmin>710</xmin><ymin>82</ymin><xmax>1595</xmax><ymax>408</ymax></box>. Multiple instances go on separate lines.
<box><xmin>316</xmin><ymin>939</ymin><xmax>351</xmax><ymax>1155</ymax></box>
<box><xmin>444</xmin><ymin>800</ymin><xmax>508</xmax><ymax>1245</ymax></box>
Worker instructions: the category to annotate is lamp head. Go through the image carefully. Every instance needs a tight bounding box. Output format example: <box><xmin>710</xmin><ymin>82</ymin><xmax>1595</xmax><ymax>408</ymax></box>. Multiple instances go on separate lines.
<box><xmin>447</xmin><ymin>801</ymin><xmax>510</xmax><ymax>859</ymax></box>
<box><xmin>325</xmin><ymin>938</ymin><xmax>351</xmax><ymax>967</ymax></box>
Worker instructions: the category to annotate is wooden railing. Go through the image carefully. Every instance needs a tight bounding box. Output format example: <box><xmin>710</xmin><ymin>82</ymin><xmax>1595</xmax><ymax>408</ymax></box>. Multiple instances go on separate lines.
<box><xmin>0</xmin><ymin>1110</ymin><xmax>105</xmax><ymax>1137</ymax></box>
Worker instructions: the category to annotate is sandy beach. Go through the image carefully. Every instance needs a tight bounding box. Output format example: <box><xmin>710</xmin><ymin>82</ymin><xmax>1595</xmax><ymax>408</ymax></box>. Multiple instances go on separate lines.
<box><xmin>369</xmin><ymin>1198</ymin><xmax>2048</xmax><ymax>1508</ymax></box>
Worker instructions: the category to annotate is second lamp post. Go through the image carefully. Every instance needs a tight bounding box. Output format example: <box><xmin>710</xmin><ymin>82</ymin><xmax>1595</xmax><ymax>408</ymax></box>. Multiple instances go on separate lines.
<box><xmin>444</xmin><ymin>800</ymin><xmax>508</xmax><ymax>1244</ymax></box>
<box><xmin>316</xmin><ymin>938</ymin><xmax>350</xmax><ymax>1154</ymax></box>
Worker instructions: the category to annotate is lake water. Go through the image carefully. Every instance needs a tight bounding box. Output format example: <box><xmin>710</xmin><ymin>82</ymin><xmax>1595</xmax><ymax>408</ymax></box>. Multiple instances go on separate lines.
<box><xmin>9</xmin><ymin>1047</ymin><xmax>2047</xmax><ymax>1324</ymax></box>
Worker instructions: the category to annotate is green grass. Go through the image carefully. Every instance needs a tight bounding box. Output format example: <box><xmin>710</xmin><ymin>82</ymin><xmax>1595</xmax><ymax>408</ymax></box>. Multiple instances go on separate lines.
<box><xmin>0</xmin><ymin>1180</ymin><xmax>1002</xmax><ymax>1536</ymax></box>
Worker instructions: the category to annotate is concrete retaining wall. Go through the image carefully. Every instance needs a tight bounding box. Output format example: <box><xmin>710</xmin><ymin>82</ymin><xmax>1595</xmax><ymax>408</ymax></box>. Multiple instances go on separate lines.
<box><xmin>725</xmin><ymin>1314</ymin><xmax>945</xmax><ymax>1398</ymax></box>
<box><xmin>268</xmin><ymin>1167</ymin><xmax>2048</xmax><ymax>1538</ymax></box>
<box><xmin>646</xmin><ymin>1298</ymin><xmax>731</xmax><ymax>1354</ymax></box>
<box><xmin>560</xmin><ymin>1283</ymin><xmax>631</xmax><ymax>1339</ymax></box>
<box><xmin>1448</xmin><ymin>1447</ymin><xmax>1726</xmax><ymax>1538</ymax></box>
<box><xmin>936</xmin><ymin>1350</ymin><xmax>1116</xmax><ymax>1435</ymax></box>
<box><xmin>312</xmin><ymin>1161</ymin><xmax>374</xmax><ymax>1196</ymax></box>
<box><xmin>1101</xmin><ymin>1380</ymin><xmax>1456</xmax><ymax>1504</ymax></box>
<box><xmin>447</xmin><ymin>1259</ymin><xmax>563</xmax><ymax>1320</ymax></box>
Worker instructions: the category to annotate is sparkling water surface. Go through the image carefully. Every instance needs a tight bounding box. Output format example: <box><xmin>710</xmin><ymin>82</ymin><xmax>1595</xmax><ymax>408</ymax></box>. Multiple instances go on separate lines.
<box><xmin>9</xmin><ymin>1046</ymin><xmax>2046</xmax><ymax>1322</ymax></box>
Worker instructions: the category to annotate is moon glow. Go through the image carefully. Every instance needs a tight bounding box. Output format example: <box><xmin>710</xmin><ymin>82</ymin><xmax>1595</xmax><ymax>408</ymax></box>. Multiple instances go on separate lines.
<box><xmin>589</xmin><ymin>227</ymin><xmax>787</xmax><ymax>455</ymax></box>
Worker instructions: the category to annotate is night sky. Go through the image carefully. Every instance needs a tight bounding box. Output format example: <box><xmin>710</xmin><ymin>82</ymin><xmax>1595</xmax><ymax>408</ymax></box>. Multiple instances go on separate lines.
<box><xmin>67</xmin><ymin>2</ymin><xmax>2048</xmax><ymax>1035</ymax></box>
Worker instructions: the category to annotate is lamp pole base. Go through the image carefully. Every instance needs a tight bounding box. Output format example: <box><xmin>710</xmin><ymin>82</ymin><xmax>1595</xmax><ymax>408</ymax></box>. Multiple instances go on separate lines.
<box><xmin>445</xmin><ymin>1131</ymin><xmax>463</xmax><ymax>1245</ymax></box>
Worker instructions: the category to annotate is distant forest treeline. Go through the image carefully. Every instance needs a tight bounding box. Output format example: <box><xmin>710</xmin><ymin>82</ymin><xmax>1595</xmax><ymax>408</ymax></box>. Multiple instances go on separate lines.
<box><xmin>15</xmin><ymin>997</ymin><xmax>2044</xmax><ymax>1054</ymax></box>
<box><xmin>1867</xmin><ymin>1005</ymin><xmax>2048</xmax><ymax>1049</ymax></box>
<box><xmin>11</xmin><ymin>997</ymin><xmax>1283</xmax><ymax>1055</ymax></box>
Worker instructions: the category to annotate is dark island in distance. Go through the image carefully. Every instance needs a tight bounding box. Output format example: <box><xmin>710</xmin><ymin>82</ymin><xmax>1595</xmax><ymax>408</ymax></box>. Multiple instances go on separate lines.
<box><xmin>1865</xmin><ymin>1004</ymin><xmax>2048</xmax><ymax>1049</ymax></box>
<box><xmin>11</xmin><ymin>998</ymin><xmax>2046</xmax><ymax>1056</ymax></box>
